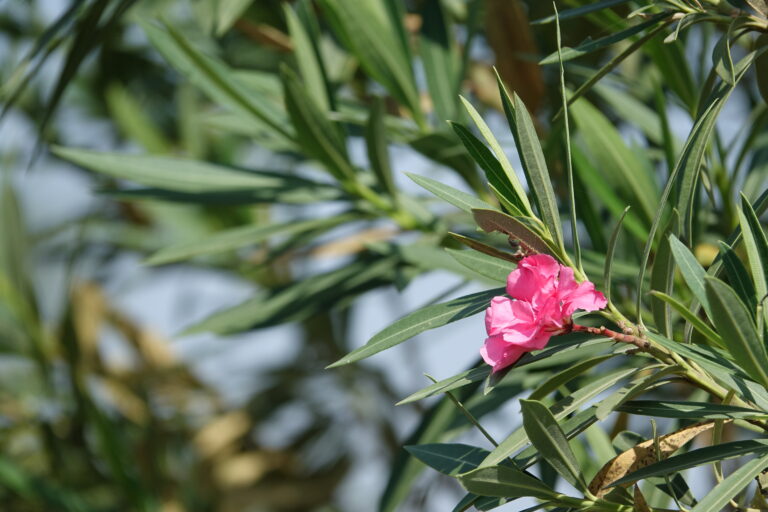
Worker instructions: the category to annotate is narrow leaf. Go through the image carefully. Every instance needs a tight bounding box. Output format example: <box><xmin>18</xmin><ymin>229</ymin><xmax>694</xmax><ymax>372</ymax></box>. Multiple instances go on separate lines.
<box><xmin>458</xmin><ymin>466</ymin><xmax>556</xmax><ymax>500</ymax></box>
<box><xmin>407</xmin><ymin>173</ymin><xmax>495</xmax><ymax>213</ymax></box>
<box><xmin>705</xmin><ymin>277</ymin><xmax>768</xmax><ymax>388</ymax></box>
<box><xmin>328</xmin><ymin>288</ymin><xmax>503</xmax><ymax>367</ymax></box>
<box><xmin>521</xmin><ymin>399</ymin><xmax>588</xmax><ymax>491</ymax></box>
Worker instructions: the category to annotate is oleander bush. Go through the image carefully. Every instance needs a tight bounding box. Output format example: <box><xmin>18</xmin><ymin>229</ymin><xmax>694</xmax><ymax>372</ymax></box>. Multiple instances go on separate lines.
<box><xmin>3</xmin><ymin>0</ymin><xmax>768</xmax><ymax>510</ymax></box>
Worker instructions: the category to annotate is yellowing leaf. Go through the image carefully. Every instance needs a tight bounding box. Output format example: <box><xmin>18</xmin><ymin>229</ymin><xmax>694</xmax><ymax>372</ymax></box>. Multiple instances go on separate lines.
<box><xmin>588</xmin><ymin>421</ymin><xmax>715</xmax><ymax>496</ymax></box>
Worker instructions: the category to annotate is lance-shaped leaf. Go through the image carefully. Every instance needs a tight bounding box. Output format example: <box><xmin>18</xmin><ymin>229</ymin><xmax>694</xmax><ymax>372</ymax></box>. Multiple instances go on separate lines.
<box><xmin>328</xmin><ymin>287</ymin><xmax>503</xmax><ymax>367</ymax></box>
<box><xmin>669</xmin><ymin>235</ymin><xmax>711</xmax><ymax>316</ymax></box>
<box><xmin>589</xmin><ymin>422</ymin><xmax>715</xmax><ymax>496</ymax></box>
<box><xmin>145</xmin><ymin>214</ymin><xmax>356</xmax><ymax>265</ymax></box>
<box><xmin>472</xmin><ymin>209</ymin><xmax>553</xmax><ymax>256</ymax></box>
<box><xmin>617</xmin><ymin>400</ymin><xmax>768</xmax><ymax>420</ymax></box>
<box><xmin>718</xmin><ymin>241</ymin><xmax>757</xmax><ymax>316</ymax></box>
<box><xmin>282</xmin><ymin>66</ymin><xmax>357</xmax><ymax>184</ymax></box>
<box><xmin>520</xmin><ymin>399</ymin><xmax>588</xmax><ymax>492</ymax></box>
<box><xmin>406</xmin><ymin>444</ymin><xmax>491</xmax><ymax>476</ymax></box>
<box><xmin>284</xmin><ymin>3</ymin><xmax>331</xmax><ymax>111</ymax></box>
<box><xmin>407</xmin><ymin>173</ymin><xmax>495</xmax><ymax>213</ymax></box>
<box><xmin>738</xmin><ymin>194</ymin><xmax>768</xmax><ymax>306</ymax></box>
<box><xmin>53</xmin><ymin>147</ymin><xmax>329</xmax><ymax>194</ymax></box>
<box><xmin>610</xmin><ymin>438</ymin><xmax>768</xmax><ymax>488</ymax></box>
<box><xmin>366</xmin><ymin>98</ymin><xmax>397</xmax><ymax>199</ymax></box>
<box><xmin>446</xmin><ymin>249</ymin><xmax>515</xmax><ymax>283</ymax></box>
<box><xmin>495</xmin><ymin>76</ymin><xmax>563</xmax><ymax>247</ymax></box>
<box><xmin>532</xmin><ymin>0</ymin><xmax>631</xmax><ymax>25</ymax></box>
<box><xmin>451</xmin><ymin>122</ymin><xmax>527</xmax><ymax>216</ymax></box>
<box><xmin>419</xmin><ymin>0</ymin><xmax>459</xmax><ymax>123</ymax></box>
<box><xmin>141</xmin><ymin>20</ymin><xmax>292</xmax><ymax>142</ymax></box>
<box><xmin>690</xmin><ymin>452</ymin><xmax>768</xmax><ymax>512</ymax></box>
<box><xmin>540</xmin><ymin>13</ymin><xmax>669</xmax><ymax>63</ymax></box>
<box><xmin>705</xmin><ymin>277</ymin><xmax>768</xmax><ymax>388</ymax></box>
<box><xmin>458</xmin><ymin>466</ymin><xmax>557</xmax><ymax>500</ymax></box>
<box><xmin>320</xmin><ymin>0</ymin><xmax>423</xmax><ymax>125</ymax></box>
<box><xmin>459</xmin><ymin>96</ymin><xmax>532</xmax><ymax>216</ymax></box>
<box><xmin>649</xmin><ymin>291</ymin><xmax>723</xmax><ymax>347</ymax></box>
<box><xmin>482</xmin><ymin>367</ymin><xmax>638</xmax><ymax>467</ymax></box>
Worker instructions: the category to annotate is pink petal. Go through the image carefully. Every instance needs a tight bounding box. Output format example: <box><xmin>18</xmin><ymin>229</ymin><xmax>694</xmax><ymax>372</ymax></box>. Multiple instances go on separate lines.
<box><xmin>562</xmin><ymin>282</ymin><xmax>607</xmax><ymax>316</ymax></box>
<box><xmin>480</xmin><ymin>335</ymin><xmax>527</xmax><ymax>373</ymax></box>
<box><xmin>485</xmin><ymin>296</ymin><xmax>515</xmax><ymax>335</ymax></box>
<box><xmin>506</xmin><ymin>254</ymin><xmax>560</xmax><ymax>302</ymax></box>
<box><xmin>556</xmin><ymin>266</ymin><xmax>607</xmax><ymax>315</ymax></box>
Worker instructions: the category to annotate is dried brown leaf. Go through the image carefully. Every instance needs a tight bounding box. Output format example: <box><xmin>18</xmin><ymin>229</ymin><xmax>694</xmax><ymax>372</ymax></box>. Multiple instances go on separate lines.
<box><xmin>588</xmin><ymin>421</ymin><xmax>716</xmax><ymax>496</ymax></box>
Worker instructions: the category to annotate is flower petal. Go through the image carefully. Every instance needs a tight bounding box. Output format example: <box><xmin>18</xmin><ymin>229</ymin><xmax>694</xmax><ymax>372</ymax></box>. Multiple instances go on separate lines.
<box><xmin>506</xmin><ymin>254</ymin><xmax>559</xmax><ymax>302</ymax></box>
<box><xmin>480</xmin><ymin>335</ymin><xmax>527</xmax><ymax>373</ymax></box>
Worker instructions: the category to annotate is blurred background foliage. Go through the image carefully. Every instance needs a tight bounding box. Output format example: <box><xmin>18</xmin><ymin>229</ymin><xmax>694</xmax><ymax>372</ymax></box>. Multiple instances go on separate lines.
<box><xmin>1</xmin><ymin>0</ymin><xmax>768</xmax><ymax>511</ymax></box>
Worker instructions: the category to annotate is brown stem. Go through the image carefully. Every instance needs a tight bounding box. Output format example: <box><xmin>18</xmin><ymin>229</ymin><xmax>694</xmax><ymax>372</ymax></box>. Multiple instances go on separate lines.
<box><xmin>572</xmin><ymin>324</ymin><xmax>651</xmax><ymax>351</ymax></box>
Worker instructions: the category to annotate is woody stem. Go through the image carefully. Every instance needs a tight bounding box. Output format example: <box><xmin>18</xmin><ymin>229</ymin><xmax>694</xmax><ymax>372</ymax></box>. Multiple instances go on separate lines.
<box><xmin>571</xmin><ymin>324</ymin><xmax>650</xmax><ymax>351</ymax></box>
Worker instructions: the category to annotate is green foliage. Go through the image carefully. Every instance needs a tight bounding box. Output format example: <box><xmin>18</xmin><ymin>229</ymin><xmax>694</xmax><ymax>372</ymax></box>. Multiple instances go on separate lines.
<box><xmin>5</xmin><ymin>0</ymin><xmax>768</xmax><ymax>510</ymax></box>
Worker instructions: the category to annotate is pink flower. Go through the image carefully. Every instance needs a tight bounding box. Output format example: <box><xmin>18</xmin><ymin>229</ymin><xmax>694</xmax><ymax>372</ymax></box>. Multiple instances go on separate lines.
<box><xmin>482</xmin><ymin>254</ymin><xmax>607</xmax><ymax>373</ymax></box>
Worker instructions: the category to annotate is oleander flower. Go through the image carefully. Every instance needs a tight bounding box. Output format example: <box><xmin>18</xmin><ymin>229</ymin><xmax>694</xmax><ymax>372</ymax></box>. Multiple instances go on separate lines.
<box><xmin>481</xmin><ymin>254</ymin><xmax>607</xmax><ymax>373</ymax></box>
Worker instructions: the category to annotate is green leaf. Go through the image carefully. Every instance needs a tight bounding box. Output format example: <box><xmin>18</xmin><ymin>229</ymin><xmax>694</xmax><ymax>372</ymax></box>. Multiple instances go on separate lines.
<box><xmin>451</xmin><ymin>122</ymin><xmax>526</xmax><ymax>216</ymax></box>
<box><xmin>616</xmin><ymin>400</ymin><xmax>768</xmax><ymax>420</ymax></box>
<box><xmin>419</xmin><ymin>0</ymin><xmax>458</xmax><ymax>123</ymax></box>
<box><xmin>405</xmin><ymin>443</ymin><xmax>490</xmax><ymax>476</ymax></box>
<box><xmin>718</xmin><ymin>241</ymin><xmax>757</xmax><ymax>316</ymax></box>
<box><xmin>458</xmin><ymin>466</ymin><xmax>557</xmax><ymax>500</ymax></box>
<box><xmin>145</xmin><ymin>214</ymin><xmax>355</xmax><ymax>265</ymax></box>
<box><xmin>532</xmin><ymin>0</ymin><xmax>630</xmax><ymax>25</ymax></box>
<box><xmin>676</xmin><ymin>54</ymin><xmax>756</xmax><ymax>240</ymax></box>
<box><xmin>647</xmin><ymin>332</ymin><xmax>768</xmax><ymax>411</ymax></box>
<box><xmin>603</xmin><ymin>206</ymin><xmax>630</xmax><ymax>305</ymax></box>
<box><xmin>446</xmin><ymin>249</ymin><xmax>515</xmax><ymax>283</ymax></box>
<box><xmin>482</xmin><ymin>367</ymin><xmax>638</xmax><ymax>466</ymax></box>
<box><xmin>53</xmin><ymin>147</ymin><xmax>324</xmax><ymax>194</ymax></box>
<box><xmin>636</xmin><ymin>50</ymin><xmax>753</xmax><ymax>322</ymax></box>
<box><xmin>105</xmin><ymin>84</ymin><xmax>172</xmax><ymax>154</ymax></box>
<box><xmin>594</xmin><ymin>365</ymin><xmax>679</xmax><ymax>421</ymax></box>
<box><xmin>215</xmin><ymin>0</ymin><xmax>252</xmax><ymax>35</ymax></box>
<box><xmin>650</xmin><ymin>214</ymin><xmax>676</xmax><ymax>336</ymax></box>
<box><xmin>409</xmin><ymin>132</ymin><xmax>484</xmax><ymax>192</ymax></box>
<box><xmin>320</xmin><ymin>0</ymin><xmax>423</xmax><ymax>126</ymax></box>
<box><xmin>185</xmin><ymin>257</ymin><xmax>397</xmax><ymax>335</ymax></box>
<box><xmin>366</xmin><ymin>98</ymin><xmax>397</xmax><ymax>199</ymax></box>
<box><xmin>398</xmin><ymin>365</ymin><xmax>490</xmax><ymax>405</ymax></box>
<box><xmin>282</xmin><ymin>66</ymin><xmax>356</xmax><ymax>183</ymax></box>
<box><xmin>528</xmin><ymin>354</ymin><xmax>615</xmax><ymax>401</ymax></box>
<box><xmin>570</xmin><ymin>96</ymin><xmax>657</xmax><ymax>225</ymax></box>
<box><xmin>520</xmin><ymin>399</ymin><xmax>588</xmax><ymax>491</ymax></box>
<box><xmin>649</xmin><ymin>291</ymin><xmax>723</xmax><ymax>347</ymax></box>
<box><xmin>498</xmin><ymin>85</ymin><xmax>563</xmax><ymax>248</ymax></box>
<box><xmin>141</xmin><ymin>19</ymin><xmax>292</xmax><ymax>141</ymax></box>
<box><xmin>540</xmin><ymin>14</ymin><xmax>669</xmax><ymax>64</ymax></box>
<box><xmin>381</xmin><ymin>380</ymin><xmax>483</xmax><ymax>512</ymax></box>
<box><xmin>407</xmin><ymin>173</ymin><xmax>495</xmax><ymax>213</ymax></box>
<box><xmin>284</xmin><ymin>3</ymin><xmax>330</xmax><ymax>111</ymax></box>
<box><xmin>690</xmin><ymin>452</ymin><xmax>768</xmax><ymax>512</ymax></box>
<box><xmin>669</xmin><ymin>235</ymin><xmax>711</xmax><ymax>316</ymax></box>
<box><xmin>738</xmin><ymin>194</ymin><xmax>768</xmax><ymax>306</ymax></box>
<box><xmin>705</xmin><ymin>277</ymin><xmax>768</xmax><ymax>388</ymax></box>
<box><xmin>471</xmin><ymin>209</ymin><xmax>554</xmax><ymax>257</ymax></box>
<box><xmin>328</xmin><ymin>287</ymin><xmax>503</xmax><ymax>367</ymax></box>
<box><xmin>712</xmin><ymin>21</ymin><xmax>736</xmax><ymax>86</ymax></box>
<box><xmin>610</xmin><ymin>439</ymin><xmax>768</xmax><ymax>487</ymax></box>
<box><xmin>459</xmin><ymin>96</ymin><xmax>532</xmax><ymax>216</ymax></box>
